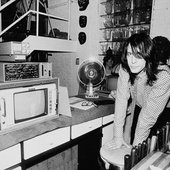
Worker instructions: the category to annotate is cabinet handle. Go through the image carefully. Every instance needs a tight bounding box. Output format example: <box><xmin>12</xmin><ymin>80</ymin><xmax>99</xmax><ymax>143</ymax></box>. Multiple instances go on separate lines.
<box><xmin>0</xmin><ymin>97</ymin><xmax>6</xmax><ymax>117</ymax></box>
<box><xmin>88</xmin><ymin>125</ymin><xmax>92</xmax><ymax>128</ymax></box>
<box><xmin>49</xmin><ymin>142</ymin><xmax>54</xmax><ymax>146</ymax></box>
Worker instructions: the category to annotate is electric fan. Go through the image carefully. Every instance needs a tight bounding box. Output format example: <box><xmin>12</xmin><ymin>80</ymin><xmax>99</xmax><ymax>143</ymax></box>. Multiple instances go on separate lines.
<box><xmin>78</xmin><ymin>58</ymin><xmax>106</xmax><ymax>98</ymax></box>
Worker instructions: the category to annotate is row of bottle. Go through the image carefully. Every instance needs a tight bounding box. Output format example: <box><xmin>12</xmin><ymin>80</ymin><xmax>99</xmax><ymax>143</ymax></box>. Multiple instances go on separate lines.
<box><xmin>103</xmin><ymin>8</ymin><xmax>151</xmax><ymax>28</ymax></box>
<box><xmin>104</xmin><ymin>0</ymin><xmax>152</xmax><ymax>15</ymax></box>
<box><xmin>102</xmin><ymin>25</ymin><xmax>150</xmax><ymax>41</ymax></box>
<box><xmin>100</xmin><ymin>41</ymin><xmax>123</xmax><ymax>55</ymax></box>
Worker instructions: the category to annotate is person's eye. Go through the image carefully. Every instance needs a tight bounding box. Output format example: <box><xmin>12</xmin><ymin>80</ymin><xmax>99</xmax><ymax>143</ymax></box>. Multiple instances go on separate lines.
<box><xmin>136</xmin><ymin>52</ymin><xmax>143</xmax><ymax>59</ymax></box>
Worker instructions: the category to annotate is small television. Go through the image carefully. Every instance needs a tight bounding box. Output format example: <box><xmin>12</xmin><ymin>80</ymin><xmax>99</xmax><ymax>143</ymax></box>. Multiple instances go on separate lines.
<box><xmin>14</xmin><ymin>89</ymin><xmax>47</xmax><ymax>123</ymax></box>
<box><xmin>0</xmin><ymin>79</ymin><xmax>58</xmax><ymax>130</ymax></box>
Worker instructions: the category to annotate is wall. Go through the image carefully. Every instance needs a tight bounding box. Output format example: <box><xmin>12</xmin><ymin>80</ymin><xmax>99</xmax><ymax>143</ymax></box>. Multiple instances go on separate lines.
<box><xmin>48</xmin><ymin>0</ymin><xmax>170</xmax><ymax>96</ymax></box>
<box><xmin>150</xmin><ymin>0</ymin><xmax>170</xmax><ymax>39</ymax></box>
<box><xmin>48</xmin><ymin>0</ymin><xmax>100</xmax><ymax>96</ymax></box>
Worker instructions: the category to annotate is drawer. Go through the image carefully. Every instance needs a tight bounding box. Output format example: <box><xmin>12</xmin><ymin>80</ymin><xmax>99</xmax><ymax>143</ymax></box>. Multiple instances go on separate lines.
<box><xmin>24</xmin><ymin>126</ymin><xmax>70</xmax><ymax>159</ymax></box>
<box><xmin>71</xmin><ymin>118</ymin><xmax>102</xmax><ymax>139</ymax></box>
<box><xmin>102</xmin><ymin>114</ymin><xmax>114</xmax><ymax>125</ymax></box>
<box><xmin>0</xmin><ymin>144</ymin><xmax>21</xmax><ymax>170</ymax></box>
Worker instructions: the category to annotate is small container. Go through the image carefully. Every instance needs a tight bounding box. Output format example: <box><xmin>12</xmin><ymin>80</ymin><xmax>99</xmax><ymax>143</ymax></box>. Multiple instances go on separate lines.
<box><xmin>105</xmin><ymin>0</ymin><xmax>113</xmax><ymax>14</ymax></box>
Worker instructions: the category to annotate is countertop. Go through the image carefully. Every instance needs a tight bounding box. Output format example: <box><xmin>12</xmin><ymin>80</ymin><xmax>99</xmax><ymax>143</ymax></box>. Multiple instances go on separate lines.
<box><xmin>0</xmin><ymin>103</ymin><xmax>114</xmax><ymax>151</ymax></box>
<box><xmin>0</xmin><ymin>78</ymin><xmax>115</xmax><ymax>151</ymax></box>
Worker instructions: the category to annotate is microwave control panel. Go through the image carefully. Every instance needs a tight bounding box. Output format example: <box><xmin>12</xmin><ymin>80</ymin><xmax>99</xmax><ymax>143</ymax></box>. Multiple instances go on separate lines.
<box><xmin>0</xmin><ymin>62</ymin><xmax>52</xmax><ymax>82</ymax></box>
<box><xmin>0</xmin><ymin>41</ymin><xmax>30</xmax><ymax>55</ymax></box>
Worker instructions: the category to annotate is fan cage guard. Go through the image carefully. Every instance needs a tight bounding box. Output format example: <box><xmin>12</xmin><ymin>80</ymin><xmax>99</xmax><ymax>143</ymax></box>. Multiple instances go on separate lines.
<box><xmin>78</xmin><ymin>58</ymin><xmax>106</xmax><ymax>98</ymax></box>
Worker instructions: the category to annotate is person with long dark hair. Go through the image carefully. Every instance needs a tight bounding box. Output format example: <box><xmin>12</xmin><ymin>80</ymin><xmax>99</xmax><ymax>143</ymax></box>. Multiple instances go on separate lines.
<box><xmin>149</xmin><ymin>36</ymin><xmax>170</xmax><ymax>135</ymax></box>
<box><xmin>112</xmin><ymin>32</ymin><xmax>170</xmax><ymax>147</ymax></box>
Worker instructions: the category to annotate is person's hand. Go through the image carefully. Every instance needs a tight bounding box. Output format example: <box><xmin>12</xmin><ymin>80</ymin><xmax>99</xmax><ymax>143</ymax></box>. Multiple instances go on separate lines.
<box><xmin>108</xmin><ymin>90</ymin><xmax>117</xmax><ymax>99</ymax></box>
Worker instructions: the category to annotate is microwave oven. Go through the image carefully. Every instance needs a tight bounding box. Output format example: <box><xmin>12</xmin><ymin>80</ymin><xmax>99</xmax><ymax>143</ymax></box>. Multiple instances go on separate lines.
<box><xmin>0</xmin><ymin>41</ymin><xmax>30</xmax><ymax>61</ymax></box>
<box><xmin>0</xmin><ymin>78</ymin><xmax>58</xmax><ymax>130</ymax></box>
<box><xmin>0</xmin><ymin>41</ymin><xmax>30</xmax><ymax>55</ymax></box>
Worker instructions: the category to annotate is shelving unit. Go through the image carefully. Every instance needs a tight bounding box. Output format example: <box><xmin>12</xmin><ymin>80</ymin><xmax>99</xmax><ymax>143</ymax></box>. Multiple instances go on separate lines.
<box><xmin>0</xmin><ymin>0</ymin><xmax>77</xmax><ymax>56</ymax></box>
<box><xmin>99</xmin><ymin>0</ymin><xmax>153</xmax><ymax>56</ymax></box>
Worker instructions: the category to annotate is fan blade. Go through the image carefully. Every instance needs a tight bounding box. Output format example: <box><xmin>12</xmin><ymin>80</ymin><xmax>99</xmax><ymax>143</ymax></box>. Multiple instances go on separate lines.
<box><xmin>78</xmin><ymin>59</ymin><xmax>105</xmax><ymax>87</ymax></box>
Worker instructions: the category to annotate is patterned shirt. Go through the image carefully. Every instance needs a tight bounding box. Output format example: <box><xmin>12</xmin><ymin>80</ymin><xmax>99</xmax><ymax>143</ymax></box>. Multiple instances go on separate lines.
<box><xmin>114</xmin><ymin>64</ymin><xmax>170</xmax><ymax>146</ymax></box>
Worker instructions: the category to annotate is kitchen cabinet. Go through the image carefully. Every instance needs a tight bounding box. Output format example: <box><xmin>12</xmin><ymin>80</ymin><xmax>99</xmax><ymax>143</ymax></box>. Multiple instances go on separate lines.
<box><xmin>77</xmin><ymin>128</ymin><xmax>102</xmax><ymax>170</ymax></box>
<box><xmin>0</xmin><ymin>103</ymin><xmax>114</xmax><ymax>170</ymax></box>
<box><xmin>71</xmin><ymin>115</ymin><xmax>115</xmax><ymax>170</ymax></box>
<box><xmin>99</xmin><ymin>0</ymin><xmax>153</xmax><ymax>56</ymax></box>
<box><xmin>25</xmin><ymin>116</ymin><xmax>111</xmax><ymax>170</ymax></box>
<box><xmin>0</xmin><ymin>144</ymin><xmax>21</xmax><ymax>170</ymax></box>
<box><xmin>23</xmin><ymin>127</ymin><xmax>70</xmax><ymax>159</ymax></box>
<box><xmin>26</xmin><ymin>145</ymin><xmax>78</xmax><ymax>170</ymax></box>
<box><xmin>71</xmin><ymin>117</ymin><xmax>103</xmax><ymax>170</ymax></box>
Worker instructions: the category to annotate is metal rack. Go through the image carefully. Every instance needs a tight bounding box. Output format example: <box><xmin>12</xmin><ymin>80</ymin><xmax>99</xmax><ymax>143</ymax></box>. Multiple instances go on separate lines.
<box><xmin>0</xmin><ymin>0</ymin><xmax>77</xmax><ymax>55</ymax></box>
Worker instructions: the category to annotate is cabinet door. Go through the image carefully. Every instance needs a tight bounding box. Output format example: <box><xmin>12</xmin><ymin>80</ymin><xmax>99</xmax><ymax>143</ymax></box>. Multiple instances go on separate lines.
<box><xmin>102</xmin><ymin>114</ymin><xmax>115</xmax><ymax>145</ymax></box>
<box><xmin>78</xmin><ymin>128</ymin><xmax>102</xmax><ymax>170</ymax></box>
<box><xmin>24</xmin><ymin>127</ymin><xmax>70</xmax><ymax>159</ymax></box>
<box><xmin>0</xmin><ymin>144</ymin><xmax>21</xmax><ymax>170</ymax></box>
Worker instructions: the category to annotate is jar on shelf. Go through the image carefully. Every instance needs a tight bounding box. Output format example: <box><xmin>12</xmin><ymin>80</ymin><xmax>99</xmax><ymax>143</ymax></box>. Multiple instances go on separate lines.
<box><xmin>105</xmin><ymin>0</ymin><xmax>113</xmax><ymax>14</ymax></box>
<box><xmin>118</xmin><ymin>28</ymin><xmax>123</xmax><ymax>38</ymax></box>
<box><xmin>114</xmin><ymin>14</ymin><xmax>121</xmax><ymax>26</ymax></box>
<box><xmin>133</xmin><ymin>9</ymin><xmax>140</xmax><ymax>24</ymax></box>
<box><xmin>114</xmin><ymin>0</ymin><xmax>121</xmax><ymax>12</ymax></box>
<box><xmin>133</xmin><ymin>0</ymin><xmax>142</xmax><ymax>9</ymax></box>
<box><xmin>100</xmin><ymin>42</ymin><xmax>108</xmax><ymax>54</ymax></box>
<box><xmin>123</xmin><ymin>28</ymin><xmax>130</xmax><ymax>38</ymax></box>
<box><xmin>112</xmin><ymin>42</ymin><xmax>117</xmax><ymax>54</ymax></box>
<box><xmin>120</xmin><ymin>0</ymin><xmax>126</xmax><ymax>12</ymax></box>
<box><xmin>119</xmin><ymin>42</ymin><xmax>124</xmax><ymax>53</ymax></box>
<box><xmin>140</xmin><ymin>25</ymin><xmax>150</xmax><ymax>35</ymax></box>
<box><xmin>128</xmin><ymin>27</ymin><xmax>134</xmax><ymax>37</ymax></box>
<box><xmin>122</xmin><ymin>28</ymin><xmax>126</xmax><ymax>38</ymax></box>
<box><xmin>125</xmin><ymin>0</ymin><xmax>131</xmax><ymax>10</ymax></box>
<box><xmin>133</xmin><ymin>26</ymin><xmax>141</xmax><ymax>34</ymax></box>
<box><xmin>103</xmin><ymin>15</ymin><xmax>113</xmax><ymax>28</ymax></box>
<box><xmin>125</xmin><ymin>11</ymin><xmax>131</xmax><ymax>25</ymax></box>
<box><xmin>113</xmin><ymin>42</ymin><xmax>121</xmax><ymax>55</ymax></box>
<box><xmin>145</xmin><ymin>8</ymin><xmax>151</xmax><ymax>23</ymax></box>
<box><xmin>103</xmin><ymin>29</ymin><xmax>112</xmax><ymax>41</ymax></box>
<box><xmin>107</xmin><ymin>42</ymin><xmax>114</xmax><ymax>50</ymax></box>
<box><xmin>112</xmin><ymin>28</ymin><xmax>119</xmax><ymax>39</ymax></box>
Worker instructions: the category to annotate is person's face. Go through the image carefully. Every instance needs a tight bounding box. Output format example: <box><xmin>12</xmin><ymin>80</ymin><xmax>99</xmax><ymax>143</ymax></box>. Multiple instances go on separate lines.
<box><xmin>127</xmin><ymin>44</ymin><xmax>146</xmax><ymax>74</ymax></box>
<box><xmin>106</xmin><ymin>58</ymin><xmax>113</xmax><ymax>67</ymax></box>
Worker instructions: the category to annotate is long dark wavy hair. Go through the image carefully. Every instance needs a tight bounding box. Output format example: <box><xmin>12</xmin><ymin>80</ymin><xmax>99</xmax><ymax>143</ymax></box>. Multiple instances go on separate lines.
<box><xmin>153</xmin><ymin>36</ymin><xmax>170</xmax><ymax>65</ymax></box>
<box><xmin>121</xmin><ymin>32</ymin><xmax>158</xmax><ymax>86</ymax></box>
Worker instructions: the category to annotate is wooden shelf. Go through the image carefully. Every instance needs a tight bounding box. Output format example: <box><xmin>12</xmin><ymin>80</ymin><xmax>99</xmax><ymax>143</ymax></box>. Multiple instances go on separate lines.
<box><xmin>23</xmin><ymin>35</ymin><xmax>77</xmax><ymax>54</ymax></box>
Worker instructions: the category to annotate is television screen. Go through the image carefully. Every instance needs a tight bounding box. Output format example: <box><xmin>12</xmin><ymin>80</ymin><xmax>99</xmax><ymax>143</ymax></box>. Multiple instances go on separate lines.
<box><xmin>14</xmin><ymin>90</ymin><xmax>47</xmax><ymax>123</ymax></box>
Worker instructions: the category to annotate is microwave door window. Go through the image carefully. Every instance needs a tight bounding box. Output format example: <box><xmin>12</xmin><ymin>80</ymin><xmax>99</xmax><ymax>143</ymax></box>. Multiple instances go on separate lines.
<box><xmin>14</xmin><ymin>90</ymin><xmax>47</xmax><ymax>123</ymax></box>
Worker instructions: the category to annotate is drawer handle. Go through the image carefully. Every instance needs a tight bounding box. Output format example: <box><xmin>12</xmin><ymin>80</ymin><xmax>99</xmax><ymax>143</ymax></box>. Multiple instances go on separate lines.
<box><xmin>88</xmin><ymin>125</ymin><xmax>92</xmax><ymax>128</ymax></box>
<box><xmin>49</xmin><ymin>142</ymin><xmax>54</xmax><ymax>146</ymax></box>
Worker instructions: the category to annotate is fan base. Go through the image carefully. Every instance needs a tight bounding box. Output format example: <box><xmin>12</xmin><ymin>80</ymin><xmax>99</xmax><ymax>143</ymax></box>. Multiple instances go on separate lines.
<box><xmin>85</xmin><ymin>93</ymin><xmax>99</xmax><ymax>98</ymax></box>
